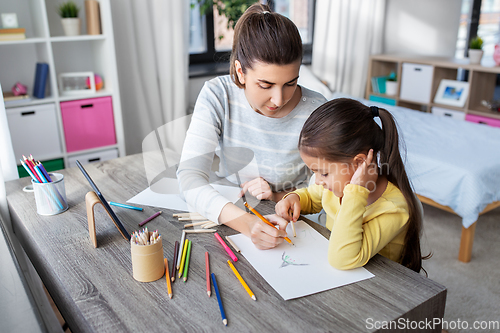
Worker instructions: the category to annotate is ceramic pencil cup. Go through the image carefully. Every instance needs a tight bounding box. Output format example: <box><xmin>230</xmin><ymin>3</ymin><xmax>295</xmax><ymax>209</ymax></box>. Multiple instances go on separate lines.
<box><xmin>32</xmin><ymin>173</ymin><xmax>69</xmax><ymax>216</ymax></box>
<box><xmin>131</xmin><ymin>239</ymin><xmax>165</xmax><ymax>282</ymax></box>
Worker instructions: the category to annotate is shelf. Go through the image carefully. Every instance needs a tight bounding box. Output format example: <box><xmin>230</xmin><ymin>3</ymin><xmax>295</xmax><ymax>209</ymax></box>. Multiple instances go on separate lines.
<box><xmin>0</xmin><ymin>38</ymin><xmax>47</xmax><ymax>45</ymax></box>
<box><xmin>58</xmin><ymin>90</ymin><xmax>113</xmax><ymax>102</ymax></box>
<box><xmin>429</xmin><ymin>103</ymin><xmax>466</xmax><ymax>112</ymax></box>
<box><xmin>65</xmin><ymin>144</ymin><xmax>119</xmax><ymax>157</ymax></box>
<box><xmin>467</xmin><ymin>107</ymin><xmax>500</xmax><ymax>120</ymax></box>
<box><xmin>4</xmin><ymin>97</ymin><xmax>56</xmax><ymax>109</ymax></box>
<box><xmin>50</xmin><ymin>35</ymin><xmax>106</xmax><ymax>43</ymax></box>
<box><xmin>369</xmin><ymin>92</ymin><xmax>398</xmax><ymax>99</ymax></box>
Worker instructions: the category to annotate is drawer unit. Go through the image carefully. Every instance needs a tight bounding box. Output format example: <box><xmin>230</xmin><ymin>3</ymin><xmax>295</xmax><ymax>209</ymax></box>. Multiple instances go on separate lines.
<box><xmin>67</xmin><ymin>148</ymin><xmax>118</xmax><ymax>168</ymax></box>
<box><xmin>465</xmin><ymin>113</ymin><xmax>500</xmax><ymax>128</ymax></box>
<box><xmin>431</xmin><ymin>107</ymin><xmax>466</xmax><ymax>120</ymax></box>
<box><xmin>6</xmin><ymin>103</ymin><xmax>62</xmax><ymax>160</ymax></box>
<box><xmin>400</xmin><ymin>63</ymin><xmax>434</xmax><ymax>104</ymax></box>
<box><xmin>60</xmin><ymin>96</ymin><xmax>116</xmax><ymax>152</ymax></box>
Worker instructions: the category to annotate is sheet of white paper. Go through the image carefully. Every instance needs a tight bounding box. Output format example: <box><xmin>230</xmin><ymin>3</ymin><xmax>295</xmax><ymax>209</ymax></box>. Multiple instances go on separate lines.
<box><xmin>228</xmin><ymin>221</ymin><xmax>374</xmax><ymax>300</ymax></box>
<box><xmin>127</xmin><ymin>177</ymin><xmax>241</xmax><ymax>212</ymax></box>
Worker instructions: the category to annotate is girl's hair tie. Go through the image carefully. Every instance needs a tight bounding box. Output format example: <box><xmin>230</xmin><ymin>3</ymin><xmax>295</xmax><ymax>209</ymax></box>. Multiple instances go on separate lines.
<box><xmin>262</xmin><ymin>11</ymin><xmax>270</xmax><ymax>14</ymax></box>
<box><xmin>370</xmin><ymin>106</ymin><xmax>379</xmax><ymax>118</ymax></box>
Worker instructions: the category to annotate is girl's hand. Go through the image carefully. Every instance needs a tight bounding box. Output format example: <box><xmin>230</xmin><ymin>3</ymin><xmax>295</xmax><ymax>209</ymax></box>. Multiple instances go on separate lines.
<box><xmin>250</xmin><ymin>214</ymin><xmax>289</xmax><ymax>250</ymax></box>
<box><xmin>239</xmin><ymin>177</ymin><xmax>273</xmax><ymax>200</ymax></box>
<box><xmin>275</xmin><ymin>193</ymin><xmax>301</xmax><ymax>222</ymax></box>
<box><xmin>350</xmin><ymin>149</ymin><xmax>378</xmax><ymax>192</ymax></box>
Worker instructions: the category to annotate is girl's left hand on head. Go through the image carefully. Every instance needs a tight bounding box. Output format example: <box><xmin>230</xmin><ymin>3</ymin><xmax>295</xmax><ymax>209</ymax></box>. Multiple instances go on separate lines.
<box><xmin>239</xmin><ymin>177</ymin><xmax>273</xmax><ymax>200</ymax></box>
<box><xmin>350</xmin><ymin>149</ymin><xmax>378</xmax><ymax>192</ymax></box>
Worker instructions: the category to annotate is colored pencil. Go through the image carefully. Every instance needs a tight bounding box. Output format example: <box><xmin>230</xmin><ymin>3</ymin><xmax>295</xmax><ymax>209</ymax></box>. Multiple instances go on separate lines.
<box><xmin>36</xmin><ymin>161</ymin><xmax>52</xmax><ymax>182</ymax></box>
<box><xmin>138</xmin><ymin>211</ymin><xmax>162</xmax><ymax>227</ymax></box>
<box><xmin>178</xmin><ymin>216</ymin><xmax>208</xmax><ymax>221</ymax></box>
<box><xmin>291</xmin><ymin>220</ymin><xmax>297</xmax><ymax>237</ymax></box>
<box><xmin>184</xmin><ymin>220</ymin><xmax>211</xmax><ymax>228</ymax></box>
<box><xmin>178</xmin><ymin>239</ymin><xmax>189</xmax><ymax>278</ymax></box>
<box><xmin>171</xmin><ymin>241</ymin><xmax>179</xmax><ymax>282</ymax></box>
<box><xmin>205</xmin><ymin>252</ymin><xmax>211</xmax><ymax>297</ymax></box>
<box><xmin>227</xmin><ymin>260</ymin><xmax>256</xmax><ymax>300</ymax></box>
<box><xmin>214</xmin><ymin>232</ymin><xmax>238</xmax><ymax>262</ymax></box>
<box><xmin>183</xmin><ymin>240</ymin><xmax>192</xmax><ymax>282</ymax></box>
<box><xmin>23</xmin><ymin>156</ymin><xmax>42</xmax><ymax>183</ymax></box>
<box><xmin>211</xmin><ymin>273</ymin><xmax>227</xmax><ymax>326</ymax></box>
<box><xmin>184</xmin><ymin>229</ymin><xmax>217</xmax><ymax>234</ymax></box>
<box><xmin>225</xmin><ymin>236</ymin><xmax>241</xmax><ymax>253</ymax></box>
<box><xmin>177</xmin><ymin>231</ymin><xmax>186</xmax><ymax>269</ymax></box>
<box><xmin>164</xmin><ymin>258</ymin><xmax>172</xmax><ymax>299</ymax></box>
<box><xmin>244</xmin><ymin>202</ymin><xmax>294</xmax><ymax>245</ymax></box>
<box><xmin>20</xmin><ymin>160</ymin><xmax>39</xmax><ymax>183</ymax></box>
<box><xmin>109</xmin><ymin>201</ymin><xmax>143</xmax><ymax>211</ymax></box>
<box><xmin>173</xmin><ymin>212</ymin><xmax>204</xmax><ymax>218</ymax></box>
<box><xmin>203</xmin><ymin>222</ymin><xmax>218</xmax><ymax>229</ymax></box>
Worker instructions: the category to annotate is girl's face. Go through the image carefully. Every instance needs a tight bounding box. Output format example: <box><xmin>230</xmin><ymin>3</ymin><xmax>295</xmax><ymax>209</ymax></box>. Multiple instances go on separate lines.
<box><xmin>300</xmin><ymin>152</ymin><xmax>356</xmax><ymax>197</ymax></box>
<box><xmin>235</xmin><ymin>60</ymin><xmax>301</xmax><ymax>118</ymax></box>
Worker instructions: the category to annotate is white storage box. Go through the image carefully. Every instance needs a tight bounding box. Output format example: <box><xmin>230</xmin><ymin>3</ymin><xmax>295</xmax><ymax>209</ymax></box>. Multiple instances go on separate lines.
<box><xmin>400</xmin><ymin>63</ymin><xmax>434</xmax><ymax>104</ymax></box>
<box><xmin>67</xmin><ymin>148</ymin><xmax>118</xmax><ymax>168</ymax></box>
<box><xmin>6</xmin><ymin>103</ymin><xmax>62</xmax><ymax>160</ymax></box>
<box><xmin>431</xmin><ymin>107</ymin><xmax>466</xmax><ymax>120</ymax></box>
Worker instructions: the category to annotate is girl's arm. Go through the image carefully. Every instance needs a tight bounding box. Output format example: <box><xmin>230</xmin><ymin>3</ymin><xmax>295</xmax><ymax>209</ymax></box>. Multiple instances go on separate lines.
<box><xmin>291</xmin><ymin>183</ymin><xmax>324</xmax><ymax>215</ymax></box>
<box><xmin>327</xmin><ymin>184</ymin><xmax>409</xmax><ymax>270</ymax></box>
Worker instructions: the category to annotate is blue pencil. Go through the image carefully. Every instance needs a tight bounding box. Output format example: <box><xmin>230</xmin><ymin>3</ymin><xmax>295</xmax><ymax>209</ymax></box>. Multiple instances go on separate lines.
<box><xmin>108</xmin><ymin>201</ymin><xmax>143</xmax><ymax>211</ymax></box>
<box><xmin>211</xmin><ymin>273</ymin><xmax>227</xmax><ymax>326</ymax></box>
<box><xmin>37</xmin><ymin>162</ymin><xmax>53</xmax><ymax>182</ymax></box>
<box><xmin>20</xmin><ymin>160</ymin><xmax>39</xmax><ymax>183</ymax></box>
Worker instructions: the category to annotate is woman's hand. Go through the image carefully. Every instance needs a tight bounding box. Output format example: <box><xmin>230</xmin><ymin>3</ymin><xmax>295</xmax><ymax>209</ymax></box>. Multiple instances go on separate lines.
<box><xmin>275</xmin><ymin>193</ymin><xmax>301</xmax><ymax>222</ymax></box>
<box><xmin>249</xmin><ymin>214</ymin><xmax>289</xmax><ymax>250</ymax></box>
<box><xmin>350</xmin><ymin>149</ymin><xmax>378</xmax><ymax>192</ymax></box>
<box><xmin>239</xmin><ymin>177</ymin><xmax>273</xmax><ymax>200</ymax></box>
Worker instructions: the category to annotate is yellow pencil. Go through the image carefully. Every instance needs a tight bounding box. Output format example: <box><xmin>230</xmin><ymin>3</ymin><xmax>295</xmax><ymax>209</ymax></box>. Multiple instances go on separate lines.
<box><xmin>178</xmin><ymin>239</ymin><xmax>189</xmax><ymax>278</ymax></box>
<box><xmin>244</xmin><ymin>202</ymin><xmax>294</xmax><ymax>245</ymax></box>
<box><xmin>227</xmin><ymin>260</ymin><xmax>256</xmax><ymax>301</ymax></box>
<box><xmin>164</xmin><ymin>258</ymin><xmax>172</xmax><ymax>299</ymax></box>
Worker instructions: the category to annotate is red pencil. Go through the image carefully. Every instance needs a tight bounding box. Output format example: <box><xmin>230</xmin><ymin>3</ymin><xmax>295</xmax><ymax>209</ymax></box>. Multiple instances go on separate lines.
<box><xmin>23</xmin><ymin>155</ymin><xmax>42</xmax><ymax>183</ymax></box>
<box><xmin>205</xmin><ymin>251</ymin><xmax>211</xmax><ymax>297</ymax></box>
<box><xmin>171</xmin><ymin>241</ymin><xmax>179</xmax><ymax>282</ymax></box>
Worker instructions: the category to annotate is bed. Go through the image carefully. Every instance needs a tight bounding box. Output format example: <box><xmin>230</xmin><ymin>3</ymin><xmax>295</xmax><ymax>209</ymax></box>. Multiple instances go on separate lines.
<box><xmin>298</xmin><ymin>66</ymin><xmax>500</xmax><ymax>262</ymax></box>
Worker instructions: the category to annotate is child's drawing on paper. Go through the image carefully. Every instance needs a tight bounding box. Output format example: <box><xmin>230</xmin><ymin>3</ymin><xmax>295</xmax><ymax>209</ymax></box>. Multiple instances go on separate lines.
<box><xmin>279</xmin><ymin>251</ymin><xmax>309</xmax><ymax>268</ymax></box>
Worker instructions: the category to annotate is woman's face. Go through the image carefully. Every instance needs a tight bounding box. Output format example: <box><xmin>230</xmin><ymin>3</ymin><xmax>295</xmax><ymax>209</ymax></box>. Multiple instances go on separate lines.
<box><xmin>235</xmin><ymin>60</ymin><xmax>301</xmax><ymax>118</ymax></box>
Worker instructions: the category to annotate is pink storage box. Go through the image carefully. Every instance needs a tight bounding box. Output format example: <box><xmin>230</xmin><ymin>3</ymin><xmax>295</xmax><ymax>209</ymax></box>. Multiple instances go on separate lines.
<box><xmin>465</xmin><ymin>113</ymin><xmax>500</xmax><ymax>128</ymax></box>
<box><xmin>60</xmin><ymin>97</ymin><xmax>116</xmax><ymax>152</ymax></box>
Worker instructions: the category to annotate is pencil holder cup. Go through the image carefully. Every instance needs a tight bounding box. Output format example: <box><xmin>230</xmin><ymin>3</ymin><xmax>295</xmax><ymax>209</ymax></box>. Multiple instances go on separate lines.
<box><xmin>32</xmin><ymin>173</ymin><xmax>69</xmax><ymax>216</ymax></box>
<box><xmin>131</xmin><ymin>239</ymin><xmax>165</xmax><ymax>282</ymax></box>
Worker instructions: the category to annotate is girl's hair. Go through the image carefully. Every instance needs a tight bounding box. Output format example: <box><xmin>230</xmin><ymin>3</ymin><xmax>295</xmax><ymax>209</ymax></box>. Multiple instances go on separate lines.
<box><xmin>299</xmin><ymin>98</ymin><xmax>424</xmax><ymax>272</ymax></box>
<box><xmin>229</xmin><ymin>3</ymin><xmax>303</xmax><ymax>88</ymax></box>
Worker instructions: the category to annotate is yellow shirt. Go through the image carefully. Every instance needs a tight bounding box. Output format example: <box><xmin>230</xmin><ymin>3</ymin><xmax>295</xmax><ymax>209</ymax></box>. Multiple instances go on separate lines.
<box><xmin>293</xmin><ymin>182</ymin><xmax>409</xmax><ymax>270</ymax></box>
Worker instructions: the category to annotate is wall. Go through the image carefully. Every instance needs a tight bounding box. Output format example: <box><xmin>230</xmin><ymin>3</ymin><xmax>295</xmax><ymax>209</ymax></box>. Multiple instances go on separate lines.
<box><xmin>384</xmin><ymin>0</ymin><xmax>462</xmax><ymax>57</ymax></box>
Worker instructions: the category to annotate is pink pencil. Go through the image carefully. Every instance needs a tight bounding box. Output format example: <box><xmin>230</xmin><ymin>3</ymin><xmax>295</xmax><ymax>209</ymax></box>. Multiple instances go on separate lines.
<box><xmin>214</xmin><ymin>233</ymin><xmax>237</xmax><ymax>262</ymax></box>
<box><xmin>205</xmin><ymin>251</ymin><xmax>211</xmax><ymax>297</ymax></box>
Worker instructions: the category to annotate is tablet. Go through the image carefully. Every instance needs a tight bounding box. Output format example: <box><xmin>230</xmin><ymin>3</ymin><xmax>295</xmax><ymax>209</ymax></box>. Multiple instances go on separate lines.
<box><xmin>76</xmin><ymin>160</ymin><xmax>131</xmax><ymax>241</ymax></box>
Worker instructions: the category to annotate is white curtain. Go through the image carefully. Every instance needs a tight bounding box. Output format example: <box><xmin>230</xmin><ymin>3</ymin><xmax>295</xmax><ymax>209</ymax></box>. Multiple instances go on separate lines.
<box><xmin>0</xmin><ymin>83</ymin><xmax>18</xmax><ymax>229</ymax></box>
<box><xmin>110</xmin><ymin>0</ymin><xmax>190</xmax><ymax>155</ymax></box>
<box><xmin>312</xmin><ymin>0</ymin><xmax>386</xmax><ymax>98</ymax></box>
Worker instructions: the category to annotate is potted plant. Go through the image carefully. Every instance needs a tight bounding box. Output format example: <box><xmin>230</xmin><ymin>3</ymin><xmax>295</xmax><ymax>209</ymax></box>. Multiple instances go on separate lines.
<box><xmin>468</xmin><ymin>36</ymin><xmax>484</xmax><ymax>65</ymax></box>
<box><xmin>58</xmin><ymin>1</ymin><xmax>80</xmax><ymax>36</ymax></box>
<box><xmin>385</xmin><ymin>72</ymin><xmax>398</xmax><ymax>96</ymax></box>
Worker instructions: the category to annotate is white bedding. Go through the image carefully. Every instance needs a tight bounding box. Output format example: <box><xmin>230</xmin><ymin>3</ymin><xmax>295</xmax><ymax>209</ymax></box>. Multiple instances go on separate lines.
<box><xmin>298</xmin><ymin>66</ymin><xmax>500</xmax><ymax>228</ymax></box>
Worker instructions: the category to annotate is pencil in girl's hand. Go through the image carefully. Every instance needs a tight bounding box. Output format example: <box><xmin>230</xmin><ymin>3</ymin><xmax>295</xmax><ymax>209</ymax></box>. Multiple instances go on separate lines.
<box><xmin>211</xmin><ymin>273</ymin><xmax>227</xmax><ymax>326</ymax></box>
<box><xmin>289</xmin><ymin>209</ymin><xmax>297</xmax><ymax>237</ymax></box>
<box><xmin>164</xmin><ymin>258</ymin><xmax>172</xmax><ymax>299</ymax></box>
<box><xmin>183</xmin><ymin>240</ymin><xmax>192</xmax><ymax>282</ymax></box>
<box><xmin>244</xmin><ymin>202</ymin><xmax>294</xmax><ymax>245</ymax></box>
<box><xmin>205</xmin><ymin>251</ymin><xmax>211</xmax><ymax>297</ymax></box>
<box><xmin>171</xmin><ymin>241</ymin><xmax>179</xmax><ymax>282</ymax></box>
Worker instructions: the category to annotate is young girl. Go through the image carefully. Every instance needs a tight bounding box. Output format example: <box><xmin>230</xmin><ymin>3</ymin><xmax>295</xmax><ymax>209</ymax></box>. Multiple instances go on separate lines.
<box><xmin>275</xmin><ymin>98</ymin><xmax>424</xmax><ymax>272</ymax></box>
<box><xmin>177</xmin><ymin>4</ymin><xmax>326</xmax><ymax>249</ymax></box>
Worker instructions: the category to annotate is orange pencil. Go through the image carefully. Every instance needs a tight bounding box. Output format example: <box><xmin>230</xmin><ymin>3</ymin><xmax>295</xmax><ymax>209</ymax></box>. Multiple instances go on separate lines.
<box><xmin>244</xmin><ymin>202</ymin><xmax>294</xmax><ymax>245</ymax></box>
<box><xmin>164</xmin><ymin>258</ymin><xmax>172</xmax><ymax>299</ymax></box>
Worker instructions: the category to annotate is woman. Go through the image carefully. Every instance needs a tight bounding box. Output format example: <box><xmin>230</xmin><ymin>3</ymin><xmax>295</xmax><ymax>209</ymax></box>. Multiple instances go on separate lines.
<box><xmin>177</xmin><ymin>4</ymin><xmax>326</xmax><ymax>249</ymax></box>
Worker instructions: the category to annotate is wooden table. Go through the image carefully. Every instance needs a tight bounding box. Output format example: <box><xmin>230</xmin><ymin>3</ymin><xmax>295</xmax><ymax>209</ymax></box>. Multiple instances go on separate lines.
<box><xmin>6</xmin><ymin>154</ymin><xmax>446</xmax><ymax>332</ymax></box>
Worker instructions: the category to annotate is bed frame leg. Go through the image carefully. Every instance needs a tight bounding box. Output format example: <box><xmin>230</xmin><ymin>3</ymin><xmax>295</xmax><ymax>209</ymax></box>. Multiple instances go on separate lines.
<box><xmin>458</xmin><ymin>222</ymin><xmax>477</xmax><ymax>263</ymax></box>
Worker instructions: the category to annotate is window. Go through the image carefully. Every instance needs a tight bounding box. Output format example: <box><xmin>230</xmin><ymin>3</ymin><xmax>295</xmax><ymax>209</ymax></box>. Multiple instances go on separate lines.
<box><xmin>456</xmin><ymin>0</ymin><xmax>500</xmax><ymax>59</ymax></box>
<box><xmin>189</xmin><ymin>0</ymin><xmax>316</xmax><ymax>66</ymax></box>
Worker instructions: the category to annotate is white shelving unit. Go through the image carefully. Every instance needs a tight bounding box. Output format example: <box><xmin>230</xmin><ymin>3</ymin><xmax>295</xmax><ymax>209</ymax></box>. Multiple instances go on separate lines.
<box><xmin>0</xmin><ymin>0</ymin><xmax>125</xmax><ymax>173</ymax></box>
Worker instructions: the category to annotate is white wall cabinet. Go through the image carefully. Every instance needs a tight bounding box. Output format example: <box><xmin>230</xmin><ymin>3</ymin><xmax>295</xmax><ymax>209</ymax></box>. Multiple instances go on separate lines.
<box><xmin>0</xmin><ymin>0</ymin><xmax>125</xmax><ymax>173</ymax></box>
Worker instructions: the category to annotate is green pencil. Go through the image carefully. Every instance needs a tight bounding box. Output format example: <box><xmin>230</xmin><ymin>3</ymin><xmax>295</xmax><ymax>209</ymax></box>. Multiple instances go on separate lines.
<box><xmin>183</xmin><ymin>240</ymin><xmax>192</xmax><ymax>282</ymax></box>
